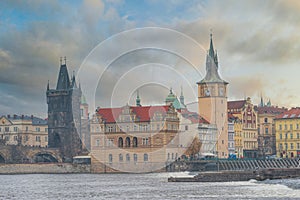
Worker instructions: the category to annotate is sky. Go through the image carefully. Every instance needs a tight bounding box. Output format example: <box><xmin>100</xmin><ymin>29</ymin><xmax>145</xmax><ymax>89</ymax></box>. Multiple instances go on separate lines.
<box><xmin>1</xmin><ymin>0</ymin><xmax>300</xmax><ymax>118</ymax></box>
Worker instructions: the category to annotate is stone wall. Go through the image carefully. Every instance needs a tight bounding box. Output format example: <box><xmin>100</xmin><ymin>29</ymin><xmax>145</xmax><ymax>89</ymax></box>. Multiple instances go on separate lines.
<box><xmin>0</xmin><ymin>163</ymin><xmax>90</xmax><ymax>174</ymax></box>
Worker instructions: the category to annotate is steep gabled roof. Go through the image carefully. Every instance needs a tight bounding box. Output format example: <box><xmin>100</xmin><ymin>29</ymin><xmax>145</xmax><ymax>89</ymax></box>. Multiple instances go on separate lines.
<box><xmin>228</xmin><ymin>100</ymin><xmax>246</xmax><ymax>110</ymax></box>
<box><xmin>256</xmin><ymin>106</ymin><xmax>287</xmax><ymax>115</ymax></box>
<box><xmin>275</xmin><ymin>107</ymin><xmax>300</xmax><ymax>119</ymax></box>
<box><xmin>96</xmin><ymin>105</ymin><xmax>169</xmax><ymax>123</ymax></box>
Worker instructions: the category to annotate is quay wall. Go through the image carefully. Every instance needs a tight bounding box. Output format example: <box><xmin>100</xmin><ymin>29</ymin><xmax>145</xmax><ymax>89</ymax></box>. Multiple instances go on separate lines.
<box><xmin>0</xmin><ymin>163</ymin><xmax>90</xmax><ymax>174</ymax></box>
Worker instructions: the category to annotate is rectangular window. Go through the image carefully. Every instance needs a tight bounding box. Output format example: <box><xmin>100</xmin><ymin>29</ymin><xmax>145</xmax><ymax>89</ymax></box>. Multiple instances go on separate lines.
<box><xmin>265</xmin><ymin>128</ymin><xmax>268</xmax><ymax>134</ymax></box>
<box><xmin>45</xmin><ymin>136</ymin><xmax>48</xmax><ymax>142</ymax></box>
<box><xmin>290</xmin><ymin>124</ymin><xmax>293</xmax><ymax>130</ymax></box>
<box><xmin>297</xmin><ymin>124</ymin><xmax>299</xmax><ymax>129</ymax></box>
<box><xmin>45</xmin><ymin>128</ymin><xmax>48</xmax><ymax>132</ymax></box>
<box><xmin>0</xmin><ymin>127</ymin><xmax>1</xmax><ymax>132</ymax></box>
<box><xmin>291</xmin><ymin>143</ymin><xmax>294</xmax><ymax>149</ymax></box>
<box><xmin>285</xmin><ymin>124</ymin><xmax>287</xmax><ymax>130</ymax></box>
<box><xmin>14</xmin><ymin>136</ymin><xmax>18</xmax><ymax>141</ymax></box>
<box><xmin>26</xmin><ymin>126</ymin><xmax>28</xmax><ymax>131</ymax></box>
<box><xmin>279</xmin><ymin>124</ymin><xmax>282</xmax><ymax>130</ymax></box>
<box><xmin>36</xmin><ymin>127</ymin><xmax>40</xmax><ymax>132</ymax></box>
<box><xmin>142</xmin><ymin>138</ymin><xmax>149</xmax><ymax>145</ymax></box>
<box><xmin>25</xmin><ymin>135</ymin><xmax>29</xmax><ymax>142</ymax></box>
<box><xmin>36</xmin><ymin>136</ymin><xmax>41</xmax><ymax>142</ymax></box>
<box><xmin>297</xmin><ymin>133</ymin><xmax>300</xmax><ymax>139</ymax></box>
<box><xmin>14</xmin><ymin>127</ymin><xmax>18</xmax><ymax>132</ymax></box>
<box><xmin>96</xmin><ymin>139</ymin><xmax>100</xmax><ymax>147</ymax></box>
<box><xmin>5</xmin><ymin>127</ymin><xmax>9</xmax><ymax>132</ymax></box>
<box><xmin>297</xmin><ymin>143</ymin><xmax>300</xmax><ymax>149</ymax></box>
<box><xmin>290</xmin><ymin>133</ymin><xmax>293</xmax><ymax>139</ymax></box>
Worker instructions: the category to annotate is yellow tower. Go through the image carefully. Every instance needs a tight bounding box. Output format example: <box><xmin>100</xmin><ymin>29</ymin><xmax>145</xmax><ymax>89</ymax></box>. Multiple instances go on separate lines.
<box><xmin>197</xmin><ymin>34</ymin><xmax>229</xmax><ymax>158</ymax></box>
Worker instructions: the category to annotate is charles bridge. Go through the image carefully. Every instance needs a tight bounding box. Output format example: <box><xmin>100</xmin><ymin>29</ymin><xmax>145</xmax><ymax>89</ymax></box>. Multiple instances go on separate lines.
<box><xmin>0</xmin><ymin>144</ymin><xmax>62</xmax><ymax>164</ymax></box>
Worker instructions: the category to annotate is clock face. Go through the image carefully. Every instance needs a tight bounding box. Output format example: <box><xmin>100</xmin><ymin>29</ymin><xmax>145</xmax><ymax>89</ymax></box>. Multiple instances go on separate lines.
<box><xmin>219</xmin><ymin>88</ymin><xmax>224</xmax><ymax>96</ymax></box>
<box><xmin>205</xmin><ymin>89</ymin><xmax>210</xmax><ymax>96</ymax></box>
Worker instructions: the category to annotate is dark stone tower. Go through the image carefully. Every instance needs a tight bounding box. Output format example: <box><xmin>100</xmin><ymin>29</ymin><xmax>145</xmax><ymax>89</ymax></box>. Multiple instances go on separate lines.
<box><xmin>46</xmin><ymin>58</ymin><xmax>82</xmax><ymax>162</ymax></box>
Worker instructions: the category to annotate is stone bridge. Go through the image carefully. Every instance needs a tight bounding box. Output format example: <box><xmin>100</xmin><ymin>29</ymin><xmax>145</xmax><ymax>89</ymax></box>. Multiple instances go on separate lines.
<box><xmin>0</xmin><ymin>145</ymin><xmax>62</xmax><ymax>164</ymax></box>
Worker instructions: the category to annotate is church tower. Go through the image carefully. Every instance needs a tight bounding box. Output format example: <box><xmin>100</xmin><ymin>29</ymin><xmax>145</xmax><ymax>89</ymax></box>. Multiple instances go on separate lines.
<box><xmin>46</xmin><ymin>58</ymin><xmax>82</xmax><ymax>162</ymax></box>
<box><xmin>197</xmin><ymin>34</ymin><xmax>229</xmax><ymax>158</ymax></box>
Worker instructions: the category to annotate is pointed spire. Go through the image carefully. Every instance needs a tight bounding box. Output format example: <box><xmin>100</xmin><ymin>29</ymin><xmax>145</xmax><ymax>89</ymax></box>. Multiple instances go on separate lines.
<box><xmin>47</xmin><ymin>80</ymin><xmax>50</xmax><ymax>90</ymax></box>
<box><xmin>180</xmin><ymin>86</ymin><xmax>185</xmax><ymax>106</ymax></box>
<box><xmin>209</xmin><ymin>32</ymin><xmax>215</xmax><ymax>59</ymax></box>
<box><xmin>56</xmin><ymin>57</ymin><xmax>70</xmax><ymax>90</ymax></box>
<box><xmin>260</xmin><ymin>94</ymin><xmax>264</xmax><ymax>107</ymax></box>
<box><xmin>214</xmin><ymin>50</ymin><xmax>218</xmax><ymax>68</ymax></box>
<box><xmin>136</xmin><ymin>90</ymin><xmax>141</xmax><ymax>106</ymax></box>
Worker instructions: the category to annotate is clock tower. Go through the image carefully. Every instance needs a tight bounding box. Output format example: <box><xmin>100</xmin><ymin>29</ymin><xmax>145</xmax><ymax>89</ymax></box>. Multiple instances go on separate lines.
<box><xmin>197</xmin><ymin>34</ymin><xmax>229</xmax><ymax>158</ymax></box>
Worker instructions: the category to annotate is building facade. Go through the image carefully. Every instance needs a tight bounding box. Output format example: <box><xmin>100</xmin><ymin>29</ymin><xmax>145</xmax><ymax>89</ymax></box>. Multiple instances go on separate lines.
<box><xmin>0</xmin><ymin>115</ymin><xmax>48</xmax><ymax>147</ymax></box>
<box><xmin>228</xmin><ymin>98</ymin><xmax>258</xmax><ymax>158</ymax></box>
<box><xmin>228</xmin><ymin>114</ymin><xmax>235</xmax><ymax>155</ymax></box>
<box><xmin>90</xmin><ymin>104</ymin><xmax>181</xmax><ymax>173</ymax></box>
<box><xmin>257</xmin><ymin>105</ymin><xmax>287</xmax><ymax>158</ymax></box>
<box><xmin>275</xmin><ymin>107</ymin><xmax>300</xmax><ymax>158</ymax></box>
<box><xmin>197</xmin><ymin>34</ymin><xmax>229</xmax><ymax>158</ymax></box>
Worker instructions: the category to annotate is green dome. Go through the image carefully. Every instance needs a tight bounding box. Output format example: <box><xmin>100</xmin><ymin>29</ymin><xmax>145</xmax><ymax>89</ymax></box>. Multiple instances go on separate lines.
<box><xmin>165</xmin><ymin>89</ymin><xmax>176</xmax><ymax>103</ymax></box>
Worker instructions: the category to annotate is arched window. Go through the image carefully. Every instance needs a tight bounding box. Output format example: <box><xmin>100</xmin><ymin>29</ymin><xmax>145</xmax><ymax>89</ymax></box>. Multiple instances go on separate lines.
<box><xmin>126</xmin><ymin>153</ymin><xmax>130</xmax><ymax>162</ymax></box>
<box><xmin>125</xmin><ymin>137</ymin><xmax>131</xmax><ymax>147</ymax></box>
<box><xmin>119</xmin><ymin>154</ymin><xmax>123</xmax><ymax>162</ymax></box>
<box><xmin>133</xmin><ymin>137</ymin><xmax>138</xmax><ymax>147</ymax></box>
<box><xmin>144</xmin><ymin>153</ymin><xmax>148</xmax><ymax>162</ymax></box>
<box><xmin>134</xmin><ymin>154</ymin><xmax>138</xmax><ymax>162</ymax></box>
<box><xmin>109</xmin><ymin>154</ymin><xmax>113</xmax><ymax>163</ymax></box>
<box><xmin>118</xmin><ymin>137</ymin><xmax>123</xmax><ymax>147</ymax></box>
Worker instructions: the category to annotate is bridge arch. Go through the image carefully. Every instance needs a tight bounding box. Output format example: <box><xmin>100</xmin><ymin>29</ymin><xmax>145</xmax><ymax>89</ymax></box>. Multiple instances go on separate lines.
<box><xmin>33</xmin><ymin>152</ymin><xmax>59</xmax><ymax>163</ymax></box>
<box><xmin>0</xmin><ymin>153</ymin><xmax>5</xmax><ymax>163</ymax></box>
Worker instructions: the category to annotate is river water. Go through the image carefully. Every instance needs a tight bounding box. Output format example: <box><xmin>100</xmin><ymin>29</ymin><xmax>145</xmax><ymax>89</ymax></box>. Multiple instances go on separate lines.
<box><xmin>0</xmin><ymin>172</ymin><xmax>299</xmax><ymax>200</ymax></box>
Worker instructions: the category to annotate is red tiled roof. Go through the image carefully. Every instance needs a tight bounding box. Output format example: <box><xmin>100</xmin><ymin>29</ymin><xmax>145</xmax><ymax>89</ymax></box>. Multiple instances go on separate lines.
<box><xmin>228</xmin><ymin>100</ymin><xmax>246</xmax><ymax>110</ymax></box>
<box><xmin>256</xmin><ymin>106</ymin><xmax>287</xmax><ymax>115</ymax></box>
<box><xmin>275</xmin><ymin>107</ymin><xmax>300</xmax><ymax>119</ymax></box>
<box><xmin>178</xmin><ymin>109</ymin><xmax>209</xmax><ymax>124</ymax></box>
<box><xmin>96</xmin><ymin>105</ymin><xmax>169</xmax><ymax>123</ymax></box>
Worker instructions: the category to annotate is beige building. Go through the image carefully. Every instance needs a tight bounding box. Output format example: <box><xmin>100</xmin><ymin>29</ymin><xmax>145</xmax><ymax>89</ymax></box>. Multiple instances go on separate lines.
<box><xmin>275</xmin><ymin>107</ymin><xmax>300</xmax><ymax>158</ymax></box>
<box><xmin>197</xmin><ymin>34</ymin><xmax>228</xmax><ymax>158</ymax></box>
<box><xmin>0</xmin><ymin>115</ymin><xmax>48</xmax><ymax>147</ymax></box>
<box><xmin>228</xmin><ymin>98</ymin><xmax>258</xmax><ymax>158</ymax></box>
<box><xmin>256</xmin><ymin>105</ymin><xmax>287</xmax><ymax>157</ymax></box>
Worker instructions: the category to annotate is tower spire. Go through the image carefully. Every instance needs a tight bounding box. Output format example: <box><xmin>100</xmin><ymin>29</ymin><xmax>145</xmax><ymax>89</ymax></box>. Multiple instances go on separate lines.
<box><xmin>180</xmin><ymin>86</ymin><xmax>185</xmax><ymax>106</ymax></box>
<box><xmin>209</xmin><ymin>32</ymin><xmax>215</xmax><ymax>59</ymax></box>
<box><xmin>47</xmin><ymin>80</ymin><xmax>50</xmax><ymax>91</ymax></box>
<box><xmin>136</xmin><ymin>90</ymin><xmax>141</xmax><ymax>106</ymax></box>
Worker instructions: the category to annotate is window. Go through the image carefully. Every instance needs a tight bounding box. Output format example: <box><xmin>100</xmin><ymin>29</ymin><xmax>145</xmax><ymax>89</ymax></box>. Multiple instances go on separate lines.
<box><xmin>14</xmin><ymin>136</ymin><xmax>18</xmax><ymax>141</ymax></box>
<box><xmin>36</xmin><ymin>127</ymin><xmax>40</xmax><ymax>132</ymax></box>
<box><xmin>291</xmin><ymin>143</ymin><xmax>294</xmax><ymax>150</ymax></box>
<box><xmin>5</xmin><ymin>136</ymin><xmax>9</xmax><ymax>141</ymax></box>
<box><xmin>118</xmin><ymin>137</ymin><xmax>123</xmax><ymax>147</ymax></box>
<box><xmin>133</xmin><ymin>154</ymin><xmax>138</xmax><ymax>162</ymax></box>
<box><xmin>45</xmin><ymin>128</ymin><xmax>48</xmax><ymax>132</ymax></box>
<box><xmin>36</xmin><ymin>136</ymin><xmax>41</xmax><ymax>142</ymax></box>
<box><xmin>265</xmin><ymin>128</ymin><xmax>269</xmax><ymax>134</ymax></box>
<box><xmin>0</xmin><ymin>127</ymin><xmax>1</xmax><ymax>132</ymax></box>
<box><xmin>133</xmin><ymin>137</ymin><xmax>138</xmax><ymax>147</ymax></box>
<box><xmin>185</xmin><ymin>125</ymin><xmax>188</xmax><ymax>131</ymax></box>
<box><xmin>142</xmin><ymin>138</ymin><xmax>149</xmax><ymax>145</ymax></box>
<box><xmin>25</xmin><ymin>135</ymin><xmax>29</xmax><ymax>142</ymax></box>
<box><xmin>5</xmin><ymin>127</ymin><xmax>9</xmax><ymax>132</ymax></box>
<box><xmin>290</xmin><ymin>133</ymin><xmax>293</xmax><ymax>139</ymax></box>
<box><xmin>285</xmin><ymin>124</ymin><xmax>287</xmax><ymax>130</ymax></box>
<box><xmin>297</xmin><ymin>124</ymin><xmax>299</xmax><ymax>129</ymax></box>
<box><xmin>280</xmin><ymin>133</ymin><xmax>282</xmax><ymax>139</ymax></box>
<box><xmin>96</xmin><ymin>139</ymin><xmax>100</xmax><ymax>147</ymax></box>
<box><xmin>297</xmin><ymin>143</ymin><xmax>300</xmax><ymax>149</ymax></box>
<box><xmin>279</xmin><ymin>124</ymin><xmax>282</xmax><ymax>130</ymax></box>
<box><xmin>144</xmin><ymin>153</ymin><xmax>148</xmax><ymax>162</ymax></box>
<box><xmin>109</xmin><ymin>154</ymin><xmax>113</xmax><ymax>163</ymax></box>
<box><xmin>13</xmin><ymin>127</ymin><xmax>18</xmax><ymax>132</ymax></box>
<box><xmin>264</xmin><ymin>118</ymin><xmax>268</xmax><ymax>123</ymax></box>
<box><xmin>26</xmin><ymin>126</ymin><xmax>28</xmax><ymax>131</ymax></box>
<box><xmin>156</xmin><ymin>124</ymin><xmax>160</xmax><ymax>131</ymax></box>
<box><xmin>45</xmin><ymin>136</ymin><xmax>48</xmax><ymax>142</ymax></box>
<box><xmin>108</xmin><ymin>126</ymin><xmax>113</xmax><ymax>132</ymax></box>
<box><xmin>297</xmin><ymin>133</ymin><xmax>300</xmax><ymax>139</ymax></box>
<box><xmin>119</xmin><ymin>154</ymin><xmax>123</xmax><ymax>162</ymax></box>
<box><xmin>290</xmin><ymin>124</ymin><xmax>293</xmax><ymax>130</ymax></box>
<box><xmin>126</xmin><ymin>153</ymin><xmax>130</xmax><ymax>162</ymax></box>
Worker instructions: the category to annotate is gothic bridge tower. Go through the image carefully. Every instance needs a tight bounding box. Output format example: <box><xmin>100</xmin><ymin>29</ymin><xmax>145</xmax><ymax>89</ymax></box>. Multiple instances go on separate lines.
<box><xmin>197</xmin><ymin>34</ymin><xmax>229</xmax><ymax>158</ymax></box>
<box><xmin>46</xmin><ymin>58</ymin><xmax>82</xmax><ymax>162</ymax></box>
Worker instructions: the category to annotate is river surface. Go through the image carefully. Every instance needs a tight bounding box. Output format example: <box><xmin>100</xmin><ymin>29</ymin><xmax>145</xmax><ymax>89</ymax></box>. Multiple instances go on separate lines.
<box><xmin>0</xmin><ymin>172</ymin><xmax>299</xmax><ymax>200</ymax></box>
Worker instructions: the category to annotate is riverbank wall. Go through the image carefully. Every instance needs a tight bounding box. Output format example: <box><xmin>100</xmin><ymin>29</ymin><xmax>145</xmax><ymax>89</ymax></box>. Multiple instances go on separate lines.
<box><xmin>0</xmin><ymin>163</ymin><xmax>90</xmax><ymax>174</ymax></box>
